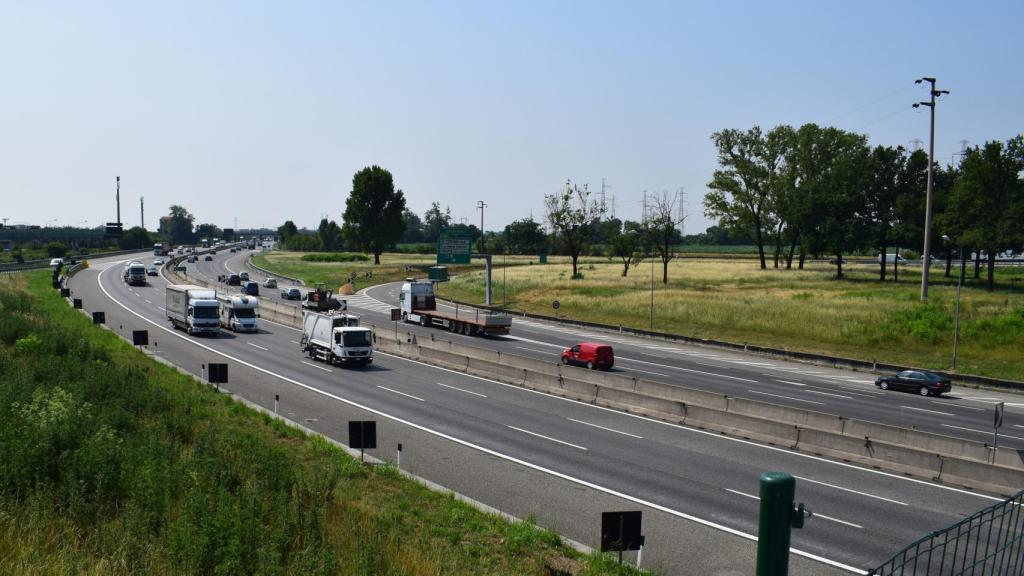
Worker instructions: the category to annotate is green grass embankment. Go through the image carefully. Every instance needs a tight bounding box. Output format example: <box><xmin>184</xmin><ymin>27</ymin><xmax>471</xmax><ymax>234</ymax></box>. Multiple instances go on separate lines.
<box><xmin>0</xmin><ymin>271</ymin><xmax>640</xmax><ymax>575</ymax></box>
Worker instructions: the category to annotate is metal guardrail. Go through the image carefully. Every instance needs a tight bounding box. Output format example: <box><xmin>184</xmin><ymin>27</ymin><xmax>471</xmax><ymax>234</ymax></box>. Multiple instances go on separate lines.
<box><xmin>245</xmin><ymin>253</ymin><xmax>305</xmax><ymax>286</ymax></box>
<box><xmin>868</xmin><ymin>489</ymin><xmax>1024</xmax><ymax>575</ymax></box>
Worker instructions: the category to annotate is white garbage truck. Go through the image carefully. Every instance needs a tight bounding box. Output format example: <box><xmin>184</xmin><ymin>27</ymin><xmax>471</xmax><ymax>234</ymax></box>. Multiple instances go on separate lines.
<box><xmin>300</xmin><ymin>309</ymin><xmax>373</xmax><ymax>366</ymax></box>
<box><xmin>166</xmin><ymin>284</ymin><xmax>221</xmax><ymax>336</ymax></box>
<box><xmin>217</xmin><ymin>294</ymin><xmax>259</xmax><ymax>332</ymax></box>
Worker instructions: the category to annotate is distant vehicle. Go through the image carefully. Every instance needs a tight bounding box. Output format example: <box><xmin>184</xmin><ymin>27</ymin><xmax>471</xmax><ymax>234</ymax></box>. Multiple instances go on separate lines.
<box><xmin>217</xmin><ymin>293</ymin><xmax>258</xmax><ymax>332</ymax></box>
<box><xmin>226</xmin><ymin>274</ymin><xmax>241</xmax><ymax>286</ymax></box>
<box><xmin>561</xmin><ymin>342</ymin><xmax>615</xmax><ymax>370</ymax></box>
<box><xmin>281</xmin><ymin>287</ymin><xmax>302</xmax><ymax>300</ymax></box>
<box><xmin>153</xmin><ymin>258</ymin><xmax>163</xmax><ymax>266</ymax></box>
<box><xmin>49</xmin><ymin>258</ymin><xmax>63</xmax><ymax>267</ymax></box>
<box><xmin>243</xmin><ymin>281</ymin><xmax>259</xmax><ymax>296</ymax></box>
<box><xmin>153</xmin><ymin>242</ymin><xmax>172</xmax><ymax>256</ymax></box>
<box><xmin>875</xmin><ymin>370</ymin><xmax>951</xmax><ymax>397</ymax></box>
<box><xmin>210</xmin><ymin>250</ymin><xmax>217</xmax><ymax>255</ymax></box>
<box><xmin>188</xmin><ymin>255</ymin><xmax>197</xmax><ymax>263</ymax></box>
<box><xmin>263</xmin><ymin>277</ymin><xmax>278</xmax><ymax>288</ymax></box>
<box><xmin>302</xmin><ymin>283</ymin><xmax>345</xmax><ymax>312</ymax></box>
<box><xmin>166</xmin><ymin>284</ymin><xmax>220</xmax><ymax>335</ymax></box>
<box><xmin>123</xmin><ymin>261</ymin><xmax>147</xmax><ymax>286</ymax></box>
<box><xmin>239</xmin><ymin>272</ymin><xmax>249</xmax><ymax>281</ymax></box>
<box><xmin>146</xmin><ymin>265</ymin><xmax>158</xmax><ymax>276</ymax></box>
<box><xmin>229</xmin><ymin>247</ymin><xmax>237</xmax><ymax>253</ymax></box>
<box><xmin>300</xmin><ymin>310</ymin><xmax>372</xmax><ymax>366</ymax></box>
<box><xmin>878</xmin><ymin>252</ymin><xmax>906</xmax><ymax>264</ymax></box>
<box><xmin>399</xmin><ymin>278</ymin><xmax>511</xmax><ymax>336</ymax></box>
<box><xmin>204</xmin><ymin>254</ymin><xmax>213</xmax><ymax>261</ymax></box>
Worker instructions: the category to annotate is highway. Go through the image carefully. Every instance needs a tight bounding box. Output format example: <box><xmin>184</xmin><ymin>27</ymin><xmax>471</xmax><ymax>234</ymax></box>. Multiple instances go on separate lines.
<box><xmin>218</xmin><ymin>249</ymin><xmax>1024</xmax><ymax>452</ymax></box>
<box><xmin>68</xmin><ymin>248</ymin><xmax>1020</xmax><ymax>575</ymax></box>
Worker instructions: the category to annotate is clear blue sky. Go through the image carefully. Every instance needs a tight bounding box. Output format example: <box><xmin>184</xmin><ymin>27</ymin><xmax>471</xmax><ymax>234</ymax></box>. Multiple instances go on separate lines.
<box><xmin>2</xmin><ymin>1</ymin><xmax>1021</xmax><ymax>235</ymax></box>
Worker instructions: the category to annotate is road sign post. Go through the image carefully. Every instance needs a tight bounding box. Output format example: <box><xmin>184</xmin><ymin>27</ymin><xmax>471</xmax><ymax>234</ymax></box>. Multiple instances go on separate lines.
<box><xmin>601</xmin><ymin>511</ymin><xmax>643</xmax><ymax>566</ymax></box>
<box><xmin>992</xmin><ymin>402</ymin><xmax>1005</xmax><ymax>463</ymax></box>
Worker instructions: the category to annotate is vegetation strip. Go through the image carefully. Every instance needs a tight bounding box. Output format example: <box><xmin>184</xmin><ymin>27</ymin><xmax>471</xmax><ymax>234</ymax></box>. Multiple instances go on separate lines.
<box><xmin>0</xmin><ymin>271</ymin><xmax>640</xmax><ymax>575</ymax></box>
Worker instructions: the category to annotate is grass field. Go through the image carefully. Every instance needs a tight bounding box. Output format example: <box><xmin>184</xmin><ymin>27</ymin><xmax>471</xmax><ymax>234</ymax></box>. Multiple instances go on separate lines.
<box><xmin>0</xmin><ymin>271</ymin><xmax>640</xmax><ymax>575</ymax></box>
<box><xmin>253</xmin><ymin>250</ymin><xmax>1024</xmax><ymax>381</ymax></box>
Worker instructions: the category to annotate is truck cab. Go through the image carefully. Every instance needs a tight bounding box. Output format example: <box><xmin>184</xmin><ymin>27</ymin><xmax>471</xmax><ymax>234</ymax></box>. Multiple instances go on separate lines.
<box><xmin>300</xmin><ymin>310</ymin><xmax>372</xmax><ymax>366</ymax></box>
<box><xmin>399</xmin><ymin>279</ymin><xmax>436</xmax><ymax>320</ymax></box>
<box><xmin>124</xmin><ymin>261</ymin><xmax>147</xmax><ymax>286</ymax></box>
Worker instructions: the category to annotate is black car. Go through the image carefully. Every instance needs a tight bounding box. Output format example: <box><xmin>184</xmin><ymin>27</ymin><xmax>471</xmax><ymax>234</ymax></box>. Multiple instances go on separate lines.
<box><xmin>875</xmin><ymin>370</ymin><xmax>952</xmax><ymax>397</ymax></box>
<box><xmin>280</xmin><ymin>287</ymin><xmax>301</xmax><ymax>300</ymax></box>
<box><xmin>226</xmin><ymin>274</ymin><xmax>241</xmax><ymax>286</ymax></box>
<box><xmin>204</xmin><ymin>254</ymin><xmax>213</xmax><ymax>261</ymax></box>
<box><xmin>243</xmin><ymin>281</ymin><xmax>259</xmax><ymax>296</ymax></box>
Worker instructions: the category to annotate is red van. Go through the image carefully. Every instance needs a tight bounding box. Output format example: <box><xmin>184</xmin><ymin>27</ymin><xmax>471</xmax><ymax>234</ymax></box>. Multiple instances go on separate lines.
<box><xmin>561</xmin><ymin>342</ymin><xmax>615</xmax><ymax>370</ymax></box>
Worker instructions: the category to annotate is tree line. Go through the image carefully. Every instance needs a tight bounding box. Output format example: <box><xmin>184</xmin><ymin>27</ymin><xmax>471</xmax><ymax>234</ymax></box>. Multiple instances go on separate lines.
<box><xmin>703</xmin><ymin>125</ymin><xmax>1024</xmax><ymax>290</ymax></box>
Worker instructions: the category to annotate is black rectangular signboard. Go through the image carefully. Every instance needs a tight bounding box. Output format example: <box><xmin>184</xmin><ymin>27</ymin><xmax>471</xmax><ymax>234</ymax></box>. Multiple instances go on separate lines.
<box><xmin>132</xmin><ymin>330</ymin><xmax>148</xmax><ymax>346</ymax></box>
<box><xmin>601</xmin><ymin>511</ymin><xmax>644</xmax><ymax>552</ymax></box>
<box><xmin>349</xmin><ymin>420</ymin><xmax>377</xmax><ymax>450</ymax></box>
<box><xmin>208</xmin><ymin>363</ymin><xmax>228</xmax><ymax>384</ymax></box>
<box><xmin>73</xmin><ymin>298</ymin><xmax>82</xmax><ymax>309</ymax></box>
<box><xmin>92</xmin><ymin>311</ymin><xmax>105</xmax><ymax>324</ymax></box>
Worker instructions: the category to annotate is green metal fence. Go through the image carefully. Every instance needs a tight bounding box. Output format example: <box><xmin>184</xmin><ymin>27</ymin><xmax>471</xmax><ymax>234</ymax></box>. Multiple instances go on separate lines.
<box><xmin>869</xmin><ymin>489</ymin><xmax>1024</xmax><ymax>575</ymax></box>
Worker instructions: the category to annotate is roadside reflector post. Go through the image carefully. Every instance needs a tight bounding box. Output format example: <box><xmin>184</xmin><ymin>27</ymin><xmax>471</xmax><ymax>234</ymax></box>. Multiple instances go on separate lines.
<box><xmin>397</xmin><ymin>443</ymin><xmax>402</xmax><ymax>469</ymax></box>
<box><xmin>274</xmin><ymin>394</ymin><xmax>279</xmax><ymax>415</ymax></box>
<box><xmin>756</xmin><ymin>472</ymin><xmax>810</xmax><ymax>576</ymax></box>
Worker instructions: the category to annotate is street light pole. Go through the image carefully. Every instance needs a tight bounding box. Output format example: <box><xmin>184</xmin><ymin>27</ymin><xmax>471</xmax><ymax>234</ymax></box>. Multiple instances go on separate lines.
<box><xmin>914</xmin><ymin>77</ymin><xmax>949</xmax><ymax>302</ymax></box>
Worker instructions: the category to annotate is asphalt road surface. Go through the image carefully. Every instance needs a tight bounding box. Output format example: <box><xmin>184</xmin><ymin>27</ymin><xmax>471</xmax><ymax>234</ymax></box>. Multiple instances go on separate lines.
<box><xmin>64</xmin><ymin>249</ymin><xmax>1021</xmax><ymax>575</ymax></box>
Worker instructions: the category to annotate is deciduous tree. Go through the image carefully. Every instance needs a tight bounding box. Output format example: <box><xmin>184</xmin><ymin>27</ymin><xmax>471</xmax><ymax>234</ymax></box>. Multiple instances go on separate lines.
<box><xmin>342</xmin><ymin>166</ymin><xmax>407</xmax><ymax>264</ymax></box>
<box><xmin>544</xmin><ymin>180</ymin><xmax>605</xmax><ymax>278</ymax></box>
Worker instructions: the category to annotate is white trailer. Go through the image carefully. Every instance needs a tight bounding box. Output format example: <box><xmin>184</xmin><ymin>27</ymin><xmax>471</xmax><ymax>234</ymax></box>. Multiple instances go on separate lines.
<box><xmin>300</xmin><ymin>310</ymin><xmax>373</xmax><ymax>366</ymax></box>
<box><xmin>217</xmin><ymin>294</ymin><xmax>259</xmax><ymax>332</ymax></box>
<box><xmin>166</xmin><ymin>284</ymin><xmax>221</xmax><ymax>336</ymax></box>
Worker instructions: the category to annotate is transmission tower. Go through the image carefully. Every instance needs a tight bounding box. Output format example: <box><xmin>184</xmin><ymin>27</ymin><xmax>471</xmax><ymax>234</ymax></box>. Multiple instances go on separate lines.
<box><xmin>140</xmin><ymin>197</ymin><xmax>144</xmax><ymax>230</ymax></box>
<box><xmin>600</xmin><ymin>178</ymin><xmax>611</xmax><ymax>215</ymax></box>
<box><xmin>676</xmin><ymin>187</ymin><xmax>686</xmax><ymax>236</ymax></box>
<box><xmin>910</xmin><ymin>138</ymin><xmax>924</xmax><ymax>152</ymax></box>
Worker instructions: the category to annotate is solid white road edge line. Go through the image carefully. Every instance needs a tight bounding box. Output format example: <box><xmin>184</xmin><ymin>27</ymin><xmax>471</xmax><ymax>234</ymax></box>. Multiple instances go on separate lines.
<box><xmin>95</xmin><ymin>267</ymin><xmax>974</xmax><ymax>573</ymax></box>
<box><xmin>506</xmin><ymin>425</ymin><xmax>587</xmax><ymax>451</ymax></box>
<box><xmin>567</xmin><ymin>418</ymin><xmax>643</xmax><ymax>439</ymax></box>
<box><xmin>943</xmin><ymin>424</ymin><xmax>1024</xmax><ymax>442</ymax></box>
<box><xmin>437</xmin><ymin>382</ymin><xmax>487</xmax><ymax>398</ymax></box>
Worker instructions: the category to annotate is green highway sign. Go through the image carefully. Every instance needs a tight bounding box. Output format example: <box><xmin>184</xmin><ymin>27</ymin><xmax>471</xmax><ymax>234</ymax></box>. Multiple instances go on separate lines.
<box><xmin>437</xmin><ymin>227</ymin><xmax>472</xmax><ymax>264</ymax></box>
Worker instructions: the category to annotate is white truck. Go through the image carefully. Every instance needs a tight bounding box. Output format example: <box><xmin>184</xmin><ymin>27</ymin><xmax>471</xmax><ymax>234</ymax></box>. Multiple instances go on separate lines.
<box><xmin>399</xmin><ymin>278</ymin><xmax>511</xmax><ymax>336</ymax></box>
<box><xmin>300</xmin><ymin>310</ymin><xmax>373</xmax><ymax>366</ymax></box>
<box><xmin>123</xmin><ymin>260</ymin><xmax>147</xmax><ymax>286</ymax></box>
<box><xmin>166</xmin><ymin>284</ymin><xmax>221</xmax><ymax>336</ymax></box>
<box><xmin>217</xmin><ymin>294</ymin><xmax>259</xmax><ymax>332</ymax></box>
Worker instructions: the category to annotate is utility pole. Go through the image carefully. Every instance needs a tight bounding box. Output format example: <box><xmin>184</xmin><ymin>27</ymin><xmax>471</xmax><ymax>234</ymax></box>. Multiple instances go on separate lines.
<box><xmin>115</xmin><ymin>176</ymin><xmax>121</xmax><ymax>224</ymax></box>
<box><xmin>476</xmin><ymin>200</ymin><xmax>487</xmax><ymax>252</ymax></box>
<box><xmin>600</xmin><ymin>178</ymin><xmax>611</xmax><ymax>214</ymax></box>
<box><xmin>677</xmin><ymin>187</ymin><xmax>686</xmax><ymax>236</ymax></box>
<box><xmin>913</xmin><ymin>77</ymin><xmax>950</xmax><ymax>302</ymax></box>
<box><xmin>140</xmin><ymin>196</ymin><xmax>144</xmax><ymax>230</ymax></box>
<box><xmin>642</xmin><ymin>190</ymin><xmax>648</xmax><ymax>222</ymax></box>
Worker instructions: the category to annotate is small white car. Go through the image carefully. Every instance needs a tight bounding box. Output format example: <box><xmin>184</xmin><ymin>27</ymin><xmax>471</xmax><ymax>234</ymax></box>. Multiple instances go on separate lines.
<box><xmin>263</xmin><ymin>277</ymin><xmax>278</xmax><ymax>288</ymax></box>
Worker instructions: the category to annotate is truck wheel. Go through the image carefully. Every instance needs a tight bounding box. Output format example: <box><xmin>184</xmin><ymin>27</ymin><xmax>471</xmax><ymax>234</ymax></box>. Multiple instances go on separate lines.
<box><xmin>402</xmin><ymin>312</ymin><xmax>408</xmax><ymax>321</ymax></box>
<box><xmin>448</xmin><ymin>322</ymin><xmax>456</xmax><ymax>332</ymax></box>
<box><xmin>421</xmin><ymin>316</ymin><xmax>428</xmax><ymax>327</ymax></box>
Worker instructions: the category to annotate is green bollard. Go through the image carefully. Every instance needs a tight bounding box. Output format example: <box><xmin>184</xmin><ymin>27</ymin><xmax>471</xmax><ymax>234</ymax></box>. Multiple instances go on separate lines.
<box><xmin>756</xmin><ymin>472</ymin><xmax>809</xmax><ymax>576</ymax></box>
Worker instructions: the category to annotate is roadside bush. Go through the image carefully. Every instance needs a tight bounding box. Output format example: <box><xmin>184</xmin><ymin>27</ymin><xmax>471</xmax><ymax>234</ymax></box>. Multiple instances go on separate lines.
<box><xmin>883</xmin><ymin>304</ymin><xmax>951</xmax><ymax>344</ymax></box>
<box><xmin>43</xmin><ymin>242</ymin><xmax>67</xmax><ymax>258</ymax></box>
<box><xmin>300</xmin><ymin>252</ymin><xmax>371</xmax><ymax>263</ymax></box>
